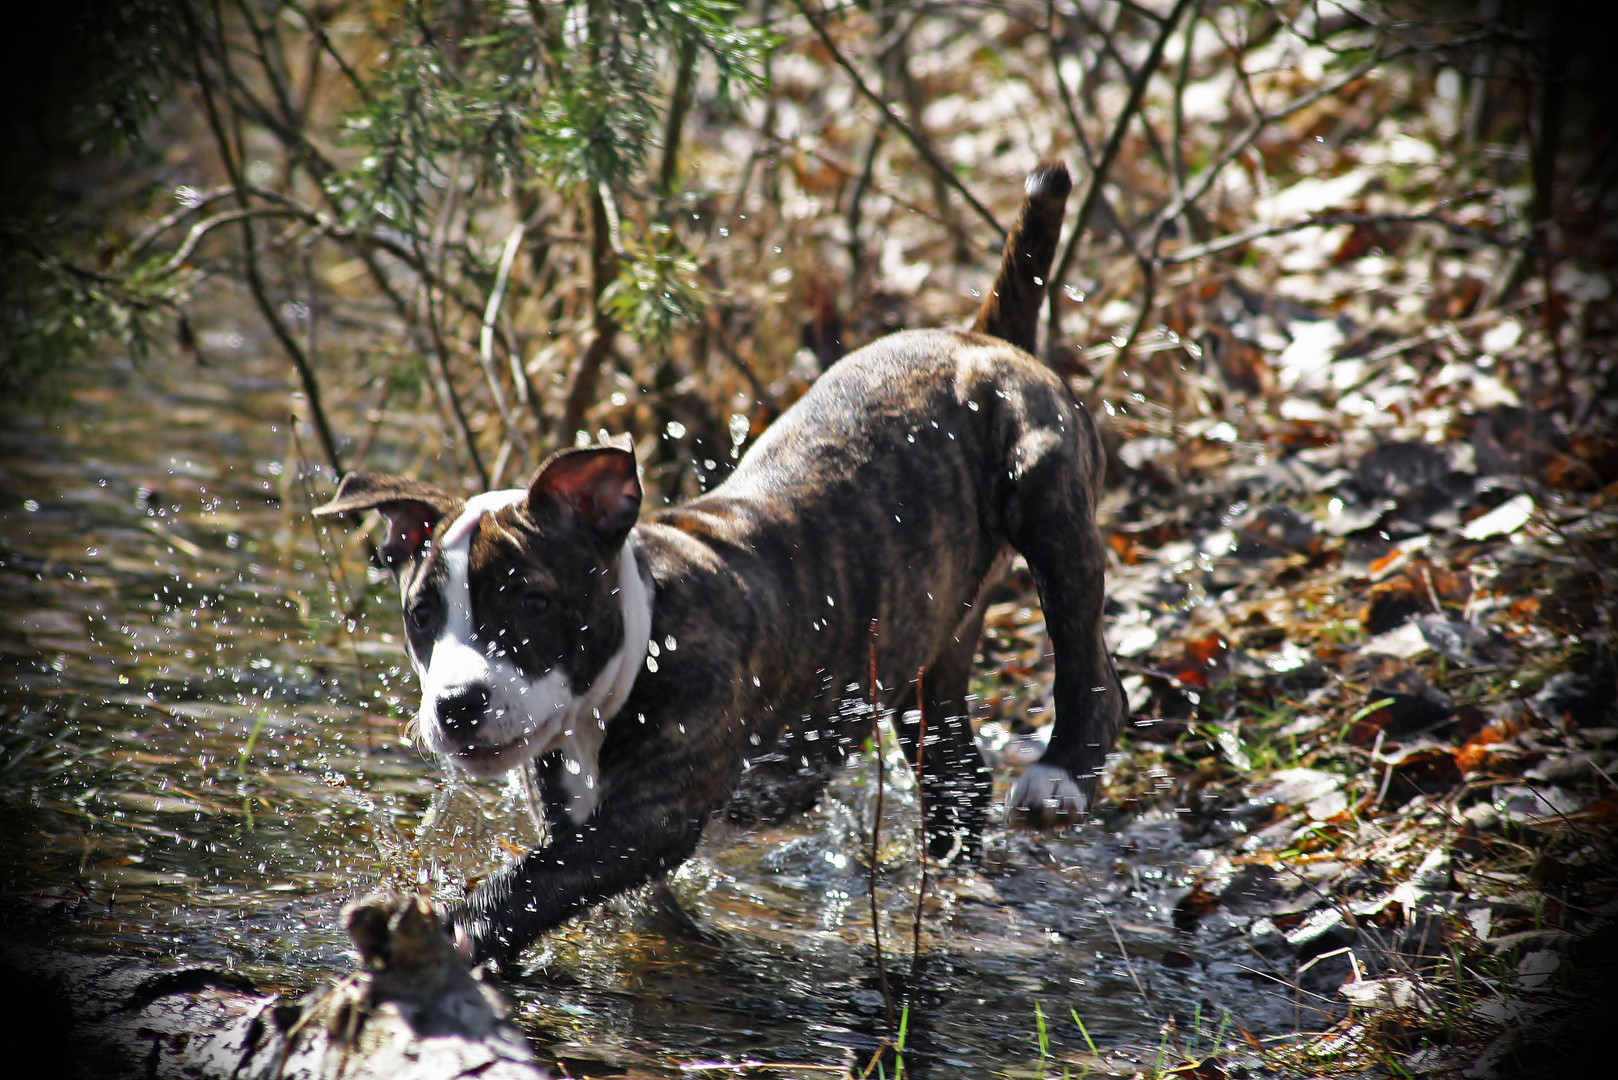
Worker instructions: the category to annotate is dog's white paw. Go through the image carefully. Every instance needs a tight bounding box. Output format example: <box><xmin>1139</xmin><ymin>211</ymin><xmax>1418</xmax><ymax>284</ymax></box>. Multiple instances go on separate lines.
<box><xmin>1004</xmin><ymin>763</ymin><xmax>1089</xmax><ymax>827</ymax></box>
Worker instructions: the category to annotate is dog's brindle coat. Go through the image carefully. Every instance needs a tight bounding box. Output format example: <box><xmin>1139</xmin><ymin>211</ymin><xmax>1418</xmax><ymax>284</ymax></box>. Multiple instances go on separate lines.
<box><xmin>315</xmin><ymin>163</ymin><xmax>1123</xmax><ymax>969</ymax></box>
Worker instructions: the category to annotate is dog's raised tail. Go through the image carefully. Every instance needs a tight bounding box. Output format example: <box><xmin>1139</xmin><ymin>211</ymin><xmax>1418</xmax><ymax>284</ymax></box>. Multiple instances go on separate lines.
<box><xmin>972</xmin><ymin>161</ymin><xmax>1072</xmax><ymax>356</ymax></box>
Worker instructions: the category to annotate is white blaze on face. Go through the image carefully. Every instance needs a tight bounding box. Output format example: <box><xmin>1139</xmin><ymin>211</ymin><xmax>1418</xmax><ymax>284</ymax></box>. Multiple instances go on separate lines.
<box><xmin>413</xmin><ymin>488</ymin><xmax>654</xmax><ymax>824</ymax></box>
<box><xmin>413</xmin><ymin>488</ymin><xmax>531</xmax><ymax>766</ymax></box>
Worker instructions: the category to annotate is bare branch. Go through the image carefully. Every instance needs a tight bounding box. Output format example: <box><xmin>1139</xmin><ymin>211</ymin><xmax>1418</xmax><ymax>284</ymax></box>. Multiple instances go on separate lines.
<box><xmin>1045</xmin><ymin>0</ymin><xmax>1098</xmax><ymax>173</ymax></box>
<box><xmin>792</xmin><ymin>0</ymin><xmax>1004</xmax><ymax>241</ymax></box>
<box><xmin>181</xmin><ymin>0</ymin><xmax>345</xmax><ymax>477</ymax></box>
<box><xmin>477</xmin><ymin>222</ymin><xmax>532</xmax><ymax>464</ymax></box>
<box><xmin>154</xmin><ymin>207</ymin><xmax>311</xmax><ymax>277</ymax></box>
<box><xmin>119</xmin><ymin>187</ymin><xmax>235</xmax><ymax>266</ymax></box>
<box><xmin>285</xmin><ymin>0</ymin><xmax>373</xmax><ymax>107</ymax></box>
<box><xmin>1047</xmin><ymin>0</ymin><xmax>1195</xmax><ymax>347</ymax></box>
<box><xmin>1157</xmin><ymin>40</ymin><xmax>1412</xmax><ymax>228</ymax></box>
<box><xmin>1163</xmin><ymin>209</ymin><xmax>1533</xmax><ymax>265</ymax></box>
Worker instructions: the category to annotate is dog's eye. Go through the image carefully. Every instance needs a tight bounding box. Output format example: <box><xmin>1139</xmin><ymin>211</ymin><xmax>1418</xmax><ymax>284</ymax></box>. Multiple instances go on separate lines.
<box><xmin>520</xmin><ymin>592</ymin><xmax>552</xmax><ymax>616</ymax></box>
<box><xmin>407</xmin><ymin>603</ymin><xmax>433</xmax><ymax>633</ymax></box>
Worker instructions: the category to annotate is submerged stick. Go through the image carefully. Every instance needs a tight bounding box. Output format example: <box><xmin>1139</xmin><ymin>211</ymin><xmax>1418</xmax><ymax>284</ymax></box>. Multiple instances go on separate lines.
<box><xmin>909</xmin><ymin>667</ymin><xmax>928</xmax><ymax>985</ymax></box>
<box><xmin>867</xmin><ymin>621</ymin><xmax>896</xmax><ymax>1032</ymax></box>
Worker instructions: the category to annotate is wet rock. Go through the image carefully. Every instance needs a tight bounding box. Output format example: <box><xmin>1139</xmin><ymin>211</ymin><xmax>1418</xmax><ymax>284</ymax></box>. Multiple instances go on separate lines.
<box><xmin>1530</xmin><ymin>658</ymin><xmax>1617</xmax><ymax>727</ymax></box>
<box><xmin>1259</xmin><ymin>768</ymin><xmax>1343</xmax><ymax>809</ymax></box>
<box><xmin>1460</xmin><ymin>492</ymin><xmax>1535</xmax><ymax>540</ymax></box>
<box><xmin>1417</xmin><ymin>614</ymin><xmax>1512</xmax><ymax>667</ymax></box>
<box><xmin>1247</xmin><ymin>916</ymin><xmax>1292</xmax><ymax>959</ymax></box>
<box><xmin>1298</xmin><ymin>950</ymin><xmax>1357</xmax><ymax>998</ymax></box>
<box><xmin>1492</xmin><ymin>784</ymin><xmax>1590</xmax><ymax>825</ymax></box>
<box><xmin>1469</xmin><ymin>406</ymin><xmax>1564</xmax><ymax>478</ymax></box>
<box><xmin>1350</xmin><ymin>668</ymin><xmax>1455</xmax><ymax>744</ymax></box>
<box><xmin>1362</xmin><ymin>558</ymin><xmax>1470</xmax><ymax>635</ymax></box>
<box><xmin>1351</xmin><ymin>441</ymin><xmax>1474</xmax><ymax>534</ymax></box>
<box><xmin>1234</xmin><ymin>505</ymin><xmax>1319</xmax><ymax>559</ymax></box>
<box><xmin>1174</xmin><ymin>885</ymin><xmax>1224</xmax><ymax>931</ymax></box>
<box><xmin>1285</xmin><ymin>908</ymin><xmax>1356</xmax><ymax>958</ymax></box>
<box><xmin>1319</xmin><ymin>496</ymin><xmax>1392</xmax><ymax>536</ymax></box>
<box><xmin>1222</xmin><ymin>864</ymin><xmax>1284</xmax><ymax>914</ymax></box>
<box><xmin>1363</xmin><ymin>579</ymin><xmax>1430</xmax><ymax>636</ymax></box>
<box><xmin>1379</xmin><ymin>742</ymin><xmax>1465</xmax><ymax>800</ymax></box>
<box><xmin>1524</xmin><ymin>749</ymin><xmax>1618</xmax><ymax>785</ymax></box>
<box><xmin>1197</xmin><ymin>909</ymin><xmax>1260</xmax><ymax>943</ymax></box>
<box><xmin>1361</xmin><ymin>620</ymin><xmax>1432</xmax><ymax>659</ymax></box>
<box><xmin>1409</xmin><ymin>846</ymin><xmax>1453</xmax><ymax>891</ymax></box>
<box><xmin>343</xmin><ymin>892</ymin><xmax>510</xmax><ymax>1034</ymax></box>
<box><xmin>1355</xmin><ymin>442</ymin><xmax>1452</xmax><ymax>502</ymax></box>
<box><xmin>0</xmin><ymin>895</ymin><xmax>552</xmax><ymax>1080</ymax></box>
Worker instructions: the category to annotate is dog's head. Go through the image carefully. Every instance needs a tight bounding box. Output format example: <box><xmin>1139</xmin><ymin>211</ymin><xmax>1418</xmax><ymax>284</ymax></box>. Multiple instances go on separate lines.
<box><xmin>315</xmin><ymin>447</ymin><xmax>650</xmax><ymax>789</ymax></box>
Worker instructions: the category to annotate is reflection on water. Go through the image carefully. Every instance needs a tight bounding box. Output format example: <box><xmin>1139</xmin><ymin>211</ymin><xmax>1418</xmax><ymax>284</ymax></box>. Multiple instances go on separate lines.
<box><xmin>0</xmin><ymin>351</ymin><xmax>1297</xmax><ymax>1076</ymax></box>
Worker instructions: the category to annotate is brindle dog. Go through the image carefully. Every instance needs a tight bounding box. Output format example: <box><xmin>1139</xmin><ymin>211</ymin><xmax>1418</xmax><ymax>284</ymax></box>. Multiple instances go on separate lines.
<box><xmin>315</xmin><ymin>162</ymin><xmax>1123</xmax><ymax>969</ymax></box>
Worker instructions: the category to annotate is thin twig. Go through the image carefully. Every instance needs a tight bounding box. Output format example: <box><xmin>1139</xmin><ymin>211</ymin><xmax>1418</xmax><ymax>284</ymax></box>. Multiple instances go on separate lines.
<box><xmin>1065</xmin><ymin>0</ymin><xmax>1172</xmax><ymax>171</ymax></box>
<box><xmin>285</xmin><ymin>0</ymin><xmax>373</xmax><ymax>106</ymax></box>
<box><xmin>560</xmin><ymin>182</ymin><xmax>621</xmax><ymax>443</ymax></box>
<box><xmin>183</xmin><ymin>0</ymin><xmax>345</xmax><ymax>476</ymax></box>
<box><xmin>1113</xmin><ymin>32</ymin><xmax>1412</xmax><ymax>367</ymax></box>
<box><xmin>704</xmin><ymin>305</ymin><xmax>775</xmax><ymax>409</ymax></box>
<box><xmin>479</xmin><ymin>222</ymin><xmax>531</xmax><ymax>465</ymax></box>
<box><xmin>119</xmin><ymin>186</ymin><xmax>235</xmax><ymax>265</ymax></box>
<box><xmin>206</xmin><ymin>46</ymin><xmax>524</xmax><ymax>374</ymax></box>
<box><xmin>1048</xmin><ymin>0</ymin><xmax>1194</xmax><ymax>347</ymax></box>
<box><xmin>1065</xmin><ymin>860</ymin><xmax>1158</xmax><ymax>1020</ymax></box>
<box><xmin>867</xmin><ymin>620</ymin><xmax>896</xmax><ymax>1032</ymax></box>
<box><xmin>154</xmin><ymin>207</ymin><xmax>309</xmax><ymax>277</ymax></box>
<box><xmin>1155</xmin><ymin>40</ymin><xmax>1412</xmax><ymax>230</ymax></box>
<box><xmin>659</xmin><ymin>35</ymin><xmax>700</xmax><ymax>200</ymax></box>
<box><xmin>846</xmin><ymin>126</ymin><xmax>886</xmax><ymax>291</ymax></box>
<box><xmin>408</xmin><ymin>208</ymin><xmax>491</xmax><ymax>488</ymax></box>
<box><xmin>792</xmin><ymin>0</ymin><xmax>1003</xmax><ymax>240</ymax></box>
<box><xmin>1045</xmin><ymin>0</ymin><xmax>1097</xmax><ymax>174</ymax></box>
<box><xmin>1162</xmin><ymin>209</ymin><xmax>1531</xmax><ymax>264</ymax></box>
<box><xmin>909</xmin><ymin>667</ymin><xmax>928</xmax><ymax>990</ymax></box>
<box><xmin>290</xmin><ymin>414</ymin><xmax>375</xmax><ymax>754</ymax></box>
<box><xmin>1168</xmin><ymin>0</ymin><xmax>1203</xmax><ymax>235</ymax></box>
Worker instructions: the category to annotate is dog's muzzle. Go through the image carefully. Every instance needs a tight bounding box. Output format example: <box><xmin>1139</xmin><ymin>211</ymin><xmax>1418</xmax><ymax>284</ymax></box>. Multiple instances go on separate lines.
<box><xmin>436</xmin><ymin>684</ymin><xmax>492</xmax><ymax>739</ymax></box>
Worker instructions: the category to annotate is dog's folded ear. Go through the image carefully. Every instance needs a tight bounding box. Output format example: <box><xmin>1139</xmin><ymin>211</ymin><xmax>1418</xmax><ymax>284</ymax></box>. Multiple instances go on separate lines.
<box><xmin>527</xmin><ymin>446</ymin><xmax>642</xmax><ymax>545</ymax></box>
<box><xmin>313</xmin><ymin>473</ymin><xmax>463</xmax><ymax>570</ymax></box>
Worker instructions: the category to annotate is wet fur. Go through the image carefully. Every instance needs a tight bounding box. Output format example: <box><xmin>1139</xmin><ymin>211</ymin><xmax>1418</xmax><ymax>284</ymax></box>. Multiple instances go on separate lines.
<box><xmin>314</xmin><ymin>162</ymin><xmax>1123</xmax><ymax>969</ymax></box>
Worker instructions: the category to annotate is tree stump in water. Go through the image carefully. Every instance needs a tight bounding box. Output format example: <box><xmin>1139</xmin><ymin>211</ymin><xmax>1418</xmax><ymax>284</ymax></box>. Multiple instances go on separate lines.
<box><xmin>0</xmin><ymin>893</ymin><xmax>551</xmax><ymax>1080</ymax></box>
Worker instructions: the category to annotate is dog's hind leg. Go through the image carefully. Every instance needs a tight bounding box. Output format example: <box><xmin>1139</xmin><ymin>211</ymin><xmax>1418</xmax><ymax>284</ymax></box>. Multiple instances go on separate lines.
<box><xmin>999</xmin><ymin>406</ymin><xmax>1125</xmax><ymax>827</ymax></box>
<box><xmin>895</xmin><ymin>609</ymin><xmax>994</xmax><ymax>862</ymax></box>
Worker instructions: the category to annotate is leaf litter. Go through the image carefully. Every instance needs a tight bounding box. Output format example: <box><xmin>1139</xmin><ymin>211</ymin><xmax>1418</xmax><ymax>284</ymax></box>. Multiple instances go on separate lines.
<box><xmin>978</xmin><ymin>190</ymin><xmax>1616</xmax><ymax>1080</ymax></box>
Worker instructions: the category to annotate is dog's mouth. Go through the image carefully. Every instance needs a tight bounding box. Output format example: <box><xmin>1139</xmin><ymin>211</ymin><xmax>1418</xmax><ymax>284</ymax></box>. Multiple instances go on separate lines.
<box><xmin>448</xmin><ymin>734</ymin><xmax>535</xmax><ymax>778</ymax></box>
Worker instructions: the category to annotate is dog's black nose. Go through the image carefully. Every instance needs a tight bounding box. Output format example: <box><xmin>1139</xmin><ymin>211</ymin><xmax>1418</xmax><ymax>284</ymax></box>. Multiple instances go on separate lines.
<box><xmin>437</xmin><ymin>685</ymin><xmax>490</xmax><ymax>736</ymax></box>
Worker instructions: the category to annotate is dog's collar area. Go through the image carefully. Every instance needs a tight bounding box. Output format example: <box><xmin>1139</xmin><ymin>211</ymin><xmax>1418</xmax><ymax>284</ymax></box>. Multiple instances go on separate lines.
<box><xmin>550</xmin><ymin>533</ymin><xmax>654</xmax><ymax>823</ymax></box>
<box><xmin>588</xmin><ymin>534</ymin><xmax>655</xmax><ymax>726</ymax></box>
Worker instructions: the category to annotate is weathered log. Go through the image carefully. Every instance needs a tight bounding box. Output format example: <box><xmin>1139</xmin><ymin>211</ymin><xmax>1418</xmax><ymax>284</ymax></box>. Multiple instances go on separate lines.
<box><xmin>1</xmin><ymin>894</ymin><xmax>552</xmax><ymax>1080</ymax></box>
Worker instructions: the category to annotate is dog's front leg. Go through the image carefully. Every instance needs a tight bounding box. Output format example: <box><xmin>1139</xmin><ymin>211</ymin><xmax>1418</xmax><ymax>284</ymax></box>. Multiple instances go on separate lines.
<box><xmin>446</xmin><ymin>778</ymin><xmax>709</xmax><ymax>971</ymax></box>
<box><xmin>446</xmin><ymin>675</ymin><xmax>749</xmax><ymax>971</ymax></box>
<box><xmin>1000</xmin><ymin>404</ymin><xmax>1126</xmax><ymax>826</ymax></box>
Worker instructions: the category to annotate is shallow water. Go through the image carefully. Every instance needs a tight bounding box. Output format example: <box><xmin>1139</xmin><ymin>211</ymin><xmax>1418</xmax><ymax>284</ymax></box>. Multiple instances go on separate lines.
<box><xmin>0</xmin><ymin>348</ymin><xmax>1301</xmax><ymax>1076</ymax></box>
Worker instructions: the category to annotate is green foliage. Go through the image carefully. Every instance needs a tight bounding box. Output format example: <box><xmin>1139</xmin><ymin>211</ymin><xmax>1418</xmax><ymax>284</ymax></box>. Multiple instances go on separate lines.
<box><xmin>1</xmin><ymin>242</ymin><xmax>99</xmax><ymax>403</ymax></box>
<box><xmin>331</xmin><ymin>0</ymin><xmax>773</xmax><ymax>343</ymax></box>
<box><xmin>603</xmin><ymin>224</ymin><xmax>708</xmax><ymax>342</ymax></box>
<box><xmin>2</xmin><ymin>0</ymin><xmax>776</xmax><ymax>407</ymax></box>
<box><xmin>0</xmin><ymin>232</ymin><xmax>168</xmax><ymax>405</ymax></box>
<box><xmin>0</xmin><ymin>0</ymin><xmax>188</xmax><ymax>403</ymax></box>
